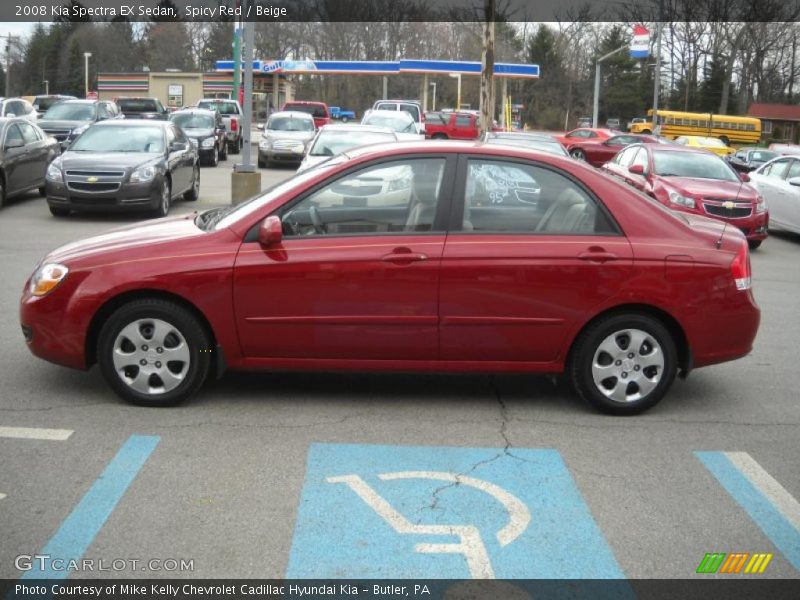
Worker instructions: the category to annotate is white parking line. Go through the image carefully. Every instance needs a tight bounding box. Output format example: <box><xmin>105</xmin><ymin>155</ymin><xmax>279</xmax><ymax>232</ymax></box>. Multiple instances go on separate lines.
<box><xmin>0</xmin><ymin>427</ymin><xmax>74</xmax><ymax>441</ymax></box>
<box><xmin>0</xmin><ymin>493</ymin><xmax>6</xmax><ymax>500</ymax></box>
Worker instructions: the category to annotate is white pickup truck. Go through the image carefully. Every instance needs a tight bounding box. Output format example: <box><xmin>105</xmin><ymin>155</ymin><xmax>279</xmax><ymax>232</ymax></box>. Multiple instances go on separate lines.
<box><xmin>197</xmin><ymin>98</ymin><xmax>243</xmax><ymax>154</ymax></box>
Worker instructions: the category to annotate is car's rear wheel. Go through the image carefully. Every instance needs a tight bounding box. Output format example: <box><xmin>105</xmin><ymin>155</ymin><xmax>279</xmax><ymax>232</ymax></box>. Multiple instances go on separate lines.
<box><xmin>184</xmin><ymin>165</ymin><xmax>199</xmax><ymax>201</ymax></box>
<box><xmin>49</xmin><ymin>206</ymin><xmax>70</xmax><ymax>217</ymax></box>
<box><xmin>432</xmin><ymin>133</ymin><xmax>448</xmax><ymax>140</ymax></box>
<box><xmin>569</xmin><ymin>314</ymin><xmax>677</xmax><ymax>415</ymax></box>
<box><xmin>209</xmin><ymin>145</ymin><xmax>219</xmax><ymax>167</ymax></box>
<box><xmin>748</xmin><ymin>240</ymin><xmax>762</xmax><ymax>250</ymax></box>
<box><xmin>229</xmin><ymin>138</ymin><xmax>241</xmax><ymax>155</ymax></box>
<box><xmin>570</xmin><ymin>148</ymin><xmax>587</xmax><ymax>161</ymax></box>
<box><xmin>38</xmin><ymin>186</ymin><xmax>46</xmax><ymax>197</ymax></box>
<box><xmin>97</xmin><ymin>299</ymin><xmax>211</xmax><ymax>406</ymax></box>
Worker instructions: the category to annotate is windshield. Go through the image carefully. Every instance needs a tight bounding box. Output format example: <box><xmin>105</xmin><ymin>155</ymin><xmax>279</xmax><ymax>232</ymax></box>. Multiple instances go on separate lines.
<box><xmin>42</xmin><ymin>103</ymin><xmax>95</xmax><ymax>121</ymax></box>
<box><xmin>652</xmin><ymin>150</ymin><xmax>739</xmax><ymax>181</ymax></box>
<box><xmin>198</xmin><ymin>101</ymin><xmax>239</xmax><ymax>115</ymax></box>
<box><xmin>171</xmin><ymin>114</ymin><xmax>215</xmax><ymax>129</ymax></box>
<box><xmin>267</xmin><ymin>116</ymin><xmax>315</xmax><ymax>132</ymax></box>
<box><xmin>750</xmin><ymin>150</ymin><xmax>777</xmax><ymax>162</ymax></box>
<box><xmin>310</xmin><ymin>130</ymin><xmax>395</xmax><ymax>156</ymax></box>
<box><xmin>70</xmin><ymin>125</ymin><xmax>165</xmax><ymax>153</ymax></box>
<box><xmin>118</xmin><ymin>99</ymin><xmax>159</xmax><ymax>112</ymax></box>
<box><xmin>362</xmin><ymin>114</ymin><xmax>415</xmax><ymax>133</ymax></box>
<box><xmin>283</xmin><ymin>103</ymin><xmax>326</xmax><ymax>118</ymax></box>
<box><xmin>206</xmin><ymin>155</ymin><xmax>349</xmax><ymax>231</ymax></box>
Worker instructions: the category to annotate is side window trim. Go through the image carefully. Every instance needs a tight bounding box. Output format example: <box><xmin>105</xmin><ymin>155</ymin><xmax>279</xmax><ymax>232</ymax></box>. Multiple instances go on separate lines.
<box><xmin>449</xmin><ymin>153</ymin><xmax>624</xmax><ymax>237</ymax></box>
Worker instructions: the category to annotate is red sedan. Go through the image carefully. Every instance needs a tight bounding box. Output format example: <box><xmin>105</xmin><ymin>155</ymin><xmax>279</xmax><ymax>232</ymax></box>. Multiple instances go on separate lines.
<box><xmin>555</xmin><ymin>127</ymin><xmax>615</xmax><ymax>147</ymax></box>
<box><xmin>566</xmin><ymin>133</ymin><xmax>660</xmax><ymax>166</ymax></box>
<box><xmin>602</xmin><ymin>143</ymin><xmax>769</xmax><ymax>249</ymax></box>
<box><xmin>20</xmin><ymin>141</ymin><xmax>760</xmax><ymax>414</ymax></box>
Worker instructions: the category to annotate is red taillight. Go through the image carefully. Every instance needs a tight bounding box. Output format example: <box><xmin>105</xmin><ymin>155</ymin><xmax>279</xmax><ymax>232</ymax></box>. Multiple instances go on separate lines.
<box><xmin>230</xmin><ymin>118</ymin><xmax>238</xmax><ymax>132</ymax></box>
<box><xmin>730</xmin><ymin>240</ymin><xmax>751</xmax><ymax>291</ymax></box>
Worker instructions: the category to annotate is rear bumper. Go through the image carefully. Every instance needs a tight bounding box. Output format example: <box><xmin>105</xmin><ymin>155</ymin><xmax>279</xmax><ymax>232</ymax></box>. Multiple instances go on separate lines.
<box><xmin>688</xmin><ymin>289</ymin><xmax>761</xmax><ymax>368</ymax></box>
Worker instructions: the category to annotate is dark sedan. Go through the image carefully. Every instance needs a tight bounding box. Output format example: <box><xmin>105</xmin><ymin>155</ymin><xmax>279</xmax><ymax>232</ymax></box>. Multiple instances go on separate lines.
<box><xmin>0</xmin><ymin>117</ymin><xmax>60</xmax><ymax>205</ymax></box>
<box><xmin>38</xmin><ymin>99</ymin><xmax>120</xmax><ymax>150</ymax></box>
<box><xmin>45</xmin><ymin>120</ymin><xmax>199</xmax><ymax>218</ymax></box>
<box><xmin>169</xmin><ymin>108</ymin><xmax>227</xmax><ymax>166</ymax></box>
<box><xmin>727</xmin><ymin>147</ymin><xmax>779</xmax><ymax>172</ymax></box>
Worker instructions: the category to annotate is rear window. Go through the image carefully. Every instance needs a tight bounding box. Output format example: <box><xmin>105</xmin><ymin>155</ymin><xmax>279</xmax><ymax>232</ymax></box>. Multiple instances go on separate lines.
<box><xmin>198</xmin><ymin>101</ymin><xmax>240</xmax><ymax>115</ymax></box>
<box><xmin>283</xmin><ymin>103</ymin><xmax>327</xmax><ymax>118</ymax></box>
<box><xmin>118</xmin><ymin>98</ymin><xmax>159</xmax><ymax>112</ymax></box>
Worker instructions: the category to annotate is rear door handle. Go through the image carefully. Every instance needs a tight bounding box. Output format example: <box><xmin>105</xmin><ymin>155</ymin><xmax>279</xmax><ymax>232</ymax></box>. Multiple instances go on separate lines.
<box><xmin>578</xmin><ymin>250</ymin><xmax>618</xmax><ymax>263</ymax></box>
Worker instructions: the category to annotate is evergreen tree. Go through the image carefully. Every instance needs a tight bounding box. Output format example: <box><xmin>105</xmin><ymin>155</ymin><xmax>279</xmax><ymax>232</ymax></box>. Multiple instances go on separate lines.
<box><xmin>65</xmin><ymin>38</ymin><xmax>84</xmax><ymax>97</ymax></box>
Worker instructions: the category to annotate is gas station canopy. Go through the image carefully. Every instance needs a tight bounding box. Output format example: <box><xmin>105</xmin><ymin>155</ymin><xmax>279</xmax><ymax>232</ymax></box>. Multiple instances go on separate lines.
<box><xmin>215</xmin><ymin>58</ymin><xmax>540</xmax><ymax>78</ymax></box>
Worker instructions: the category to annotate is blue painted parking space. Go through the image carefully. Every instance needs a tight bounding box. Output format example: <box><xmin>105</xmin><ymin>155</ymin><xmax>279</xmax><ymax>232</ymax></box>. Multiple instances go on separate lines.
<box><xmin>287</xmin><ymin>443</ymin><xmax>627</xmax><ymax>579</ymax></box>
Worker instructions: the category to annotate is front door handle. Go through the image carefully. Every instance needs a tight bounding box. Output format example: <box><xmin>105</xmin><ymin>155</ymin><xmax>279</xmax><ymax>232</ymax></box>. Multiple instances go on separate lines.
<box><xmin>381</xmin><ymin>247</ymin><xmax>428</xmax><ymax>263</ymax></box>
<box><xmin>578</xmin><ymin>249</ymin><xmax>618</xmax><ymax>263</ymax></box>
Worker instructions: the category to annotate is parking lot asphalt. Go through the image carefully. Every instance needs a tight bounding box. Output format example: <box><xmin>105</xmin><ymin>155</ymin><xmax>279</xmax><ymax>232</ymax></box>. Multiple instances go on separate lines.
<box><xmin>0</xmin><ymin>157</ymin><xmax>798</xmax><ymax>580</ymax></box>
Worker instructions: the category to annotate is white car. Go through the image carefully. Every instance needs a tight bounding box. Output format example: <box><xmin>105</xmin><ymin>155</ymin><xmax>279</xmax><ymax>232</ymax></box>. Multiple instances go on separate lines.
<box><xmin>0</xmin><ymin>98</ymin><xmax>37</xmax><ymax>122</ymax></box>
<box><xmin>298</xmin><ymin>124</ymin><xmax>398</xmax><ymax>172</ymax></box>
<box><xmin>307</xmin><ymin>161</ymin><xmax>416</xmax><ymax>208</ymax></box>
<box><xmin>361</xmin><ymin>109</ymin><xmax>425</xmax><ymax>141</ymax></box>
<box><xmin>748</xmin><ymin>155</ymin><xmax>800</xmax><ymax>234</ymax></box>
<box><xmin>257</xmin><ymin>111</ymin><xmax>316</xmax><ymax>167</ymax></box>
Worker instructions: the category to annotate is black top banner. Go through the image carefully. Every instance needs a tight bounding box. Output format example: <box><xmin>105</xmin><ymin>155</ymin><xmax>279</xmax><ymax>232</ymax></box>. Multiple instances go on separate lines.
<box><xmin>4</xmin><ymin>0</ymin><xmax>800</xmax><ymax>23</ymax></box>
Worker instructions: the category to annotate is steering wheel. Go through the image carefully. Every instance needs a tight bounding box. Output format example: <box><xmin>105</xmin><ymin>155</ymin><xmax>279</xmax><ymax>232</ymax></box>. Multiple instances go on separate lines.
<box><xmin>309</xmin><ymin>205</ymin><xmax>325</xmax><ymax>234</ymax></box>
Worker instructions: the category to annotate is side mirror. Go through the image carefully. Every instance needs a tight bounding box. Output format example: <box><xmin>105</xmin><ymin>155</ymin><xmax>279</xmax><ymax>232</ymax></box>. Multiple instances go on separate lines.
<box><xmin>788</xmin><ymin>176</ymin><xmax>800</xmax><ymax>187</ymax></box>
<box><xmin>5</xmin><ymin>138</ymin><xmax>24</xmax><ymax>150</ymax></box>
<box><xmin>739</xmin><ymin>172</ymin><xmax>751</xmax><ymax>182</ymax></box>
<box><xmin>628</xmin><ymin>164</ymin><xmax>646</xmax><ymax>175</ymax></box>
<box><xmin>258</xmin><ymin>215</ymin><xmax>283</xmax><ymax>246</ymax></box>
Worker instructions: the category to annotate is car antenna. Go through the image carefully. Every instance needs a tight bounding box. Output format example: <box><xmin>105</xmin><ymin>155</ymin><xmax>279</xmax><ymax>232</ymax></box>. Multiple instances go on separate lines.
<box><xmin>716</xmin><ymin>178</ymin><xmax>743</xmax><ymax>249</ymax></box>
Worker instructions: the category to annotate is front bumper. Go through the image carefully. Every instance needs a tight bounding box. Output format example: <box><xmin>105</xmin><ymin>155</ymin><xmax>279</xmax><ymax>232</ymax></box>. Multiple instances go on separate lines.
<box><xmin>46</xmin><ymin>177</ymin><xmax>162</xmax><ymax>213</ymax></box>
<box><xmin>259</xmin><ymin>148</ymin><xmax>305</xmax><ymax>163</ymax></box>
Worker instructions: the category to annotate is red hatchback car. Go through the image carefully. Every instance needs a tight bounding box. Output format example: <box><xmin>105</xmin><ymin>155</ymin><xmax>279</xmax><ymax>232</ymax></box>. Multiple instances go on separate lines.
<box><xmin>20</xmin><ymin>142</ymin><xmax>760</xmax><ymax>414</ymax></box>
<box><xmin>602</xmin><ymin>143</ymin><xmax>769</xmax><ymax>249</ymax></box>
<box><xmin>566</xmin><ymin>134</ymin><xmax>660</xmax><ymax>167</ymax></box>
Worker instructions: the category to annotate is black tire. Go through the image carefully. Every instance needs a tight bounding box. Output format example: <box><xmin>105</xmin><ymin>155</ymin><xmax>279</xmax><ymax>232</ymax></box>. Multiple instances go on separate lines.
<box><xmin>748</xmin><ymin>240</ymin><xmax>762</xmax><ymax>250</ymax></box>
<box><xmin>184</xmin><ymin>165</ymin><xmax>200</xmax><ymax>201</ymax></box>
<box><xmin>97</xmin><ymin>299</ymin><xmax>212</xmax><ymax>406</ymax></box>
<box><xmin>641</xmin><ymin>129</ymin><xmax>652</xmax><ymax>134</ymax></box>
<box><xmin>219</xmin><ymin>141</ymin><xmax>228</xmax><ymax>161</ymax></box>
<box><xmin>0</xmin><ymin>176</ymin><xmax>5</xmax><ymax>207</ymax></box>
<box><xmin>432</xmin><ymin>133</ymin><xmax>448</xmax><ymax>140</ymax></box>
<box><xmin>229</xmin><ymin>138</ymin><xmax>240</xmax><ymax>155</ymax></box>
<box><xmin>570</xmin><ymin>148</ymin><xmax>587</xmax><ymax>161</ymax></box>
<box><xmin>152</xmin><ymin>179</ymin><xmax>171</xmax><ymax>218</ymax></box>
<box><xmin>49</xmin><ymin>206</ymin><xmax>70</xmax><ymax>217</ymax></box>
<box><xmin>38</xmin><ymin>186</ymin><xmax>47</xmax><ymax>197</ymax></box>
<box><xmin>569</xmin><ymin>313</ymin><xmax>678</xmax><ymax>415</ymax></box>
<box><xmin>341</xmin><ymin>116</ymin><xmax>349</xmax><ymax>123</ymax></box>
<box><xmin>259</xmin><ymin>157</ymin><xmax>269</xmax><ymax>168</ymax></box>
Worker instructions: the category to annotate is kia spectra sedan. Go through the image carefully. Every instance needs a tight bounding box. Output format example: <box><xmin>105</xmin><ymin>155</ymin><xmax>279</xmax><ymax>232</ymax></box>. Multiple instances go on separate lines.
<box><xmin>20</xmin><ymin>141</ymin><xmax>760</xmax><ymax>414</ymax></box>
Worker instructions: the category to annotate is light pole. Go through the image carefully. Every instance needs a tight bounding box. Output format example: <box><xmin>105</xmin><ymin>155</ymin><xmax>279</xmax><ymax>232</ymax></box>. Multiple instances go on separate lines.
<box><xmin>44</xmin><ymin>79</ymin><xmax>49</xmax><ymax>95</ymax></box>
<box><xmin>429</xmin><ymin>82</ymin><xmax>437</xmax><ymax>111</ymax></box>
<box><xmin>449</xmin><ymin>73</ymin><xmax>461</xmax><ymax>110</ymax></box>
<box><xmin>592</xmin><ymin>45</ymin><xmax>627</xmax><ymax>128</ymax></box>
<box><xmin>83</xmin><ymin>52</ymin><xmax>92</xmax><ymax>98</ymax></box>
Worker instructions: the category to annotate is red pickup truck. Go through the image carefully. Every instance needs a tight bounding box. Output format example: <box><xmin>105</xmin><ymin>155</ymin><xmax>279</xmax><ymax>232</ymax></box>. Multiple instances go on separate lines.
<box><xmin>280</xmin><ymin>101</ymin><xmax>331</xmax><ymax>129</ymax></box>
<box><xmin>425</xmin><ymin>111</ymin><xmax>502</xmax><ymax>139</ymax></box>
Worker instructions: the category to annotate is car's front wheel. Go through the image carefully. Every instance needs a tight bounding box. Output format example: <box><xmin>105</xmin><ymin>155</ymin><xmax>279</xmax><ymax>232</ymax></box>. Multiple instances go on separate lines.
<box><xmin>97</xmin><ymin>299</ymin><xmax>212</xmax><ymax>406</ymax></box>
<box><xmin>570</xmin><ymin>148</ymin><xmax>587</xmax><ymax>161</ymax></box>
<box><xmin>152</xmin><ymin>180</ymin><xmax>171</xmax><ymax>218</ymax></box>
<box><xmin>184</xmin><ymin>165</ymin><xmax>200</xmax><ymax>201</ymax></box>
<box><xmin>569</xmin><ymin>314</ymin><xmax>678</xmax><ymax>415</ymax></box>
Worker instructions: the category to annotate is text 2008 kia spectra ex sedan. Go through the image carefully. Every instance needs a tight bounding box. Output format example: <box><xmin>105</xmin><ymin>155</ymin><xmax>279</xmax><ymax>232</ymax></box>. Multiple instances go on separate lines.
<box><xmin>20</xmin><ymin>141</ymin><xmax>760</xmax><ymax>414</ymax></box>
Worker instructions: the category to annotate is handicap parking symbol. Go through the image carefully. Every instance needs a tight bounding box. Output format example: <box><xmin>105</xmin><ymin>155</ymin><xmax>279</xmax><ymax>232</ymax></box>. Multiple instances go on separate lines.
<box><xmin>287</xmin><ymin>443</ymin><xmax>626</xmax><ymax>579</ymax></box>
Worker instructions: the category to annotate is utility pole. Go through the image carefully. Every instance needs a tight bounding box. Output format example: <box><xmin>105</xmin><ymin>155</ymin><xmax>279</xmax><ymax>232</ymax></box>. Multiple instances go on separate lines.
<box><xmin>479</xmin><ymin>0</ymin><xmax>496</xmax><ymax>137</ymax></box>
<box><xmin>84</xmin><ymin>52</ymin><xmax>92</xmax><ymax>98</ymax></box>
<box><xmin>2</xmin><ymin>34</ymin><xmax>19</xmax><ymax>97</ymax></box>
<box><xmin>592</xmin><ymin>45</ymin><xmax>627</xmax><ymax>128</ymax></box>
<box><xmin>651</xmin><ymin>1</ymin><xmax>664</xmax><ymax>132</ymax></box>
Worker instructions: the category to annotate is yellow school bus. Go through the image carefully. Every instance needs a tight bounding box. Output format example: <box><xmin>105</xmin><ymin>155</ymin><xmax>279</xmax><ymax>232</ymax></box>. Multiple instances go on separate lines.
<box><xmin>629</xmin><ymin>110</ymin><xmax>761</xmax><ymax>145</ymax></box>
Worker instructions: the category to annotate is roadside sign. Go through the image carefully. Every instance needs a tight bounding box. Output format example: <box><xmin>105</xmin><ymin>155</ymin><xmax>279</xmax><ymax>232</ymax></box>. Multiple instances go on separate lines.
<box><xmin>86</xmin><ymin>91</ymin><xmax>98</xmax><ymax>100</ymax></box>
<box><xmin>287</xmin><ymin>443</ymin><xmax>626</xmax><ymax>579</ymax></box>
<box><xmin>630</xmin><ymin>25</ymin><xmax>650</xmax><ymax>59</ymax></box>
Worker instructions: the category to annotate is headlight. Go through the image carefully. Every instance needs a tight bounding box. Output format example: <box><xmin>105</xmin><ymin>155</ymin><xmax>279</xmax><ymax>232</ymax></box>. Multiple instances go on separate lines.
<box><xmin>46</xmin><ymin>162</ymin><xmax>63</xmax><ymax>183</ymax></box>
<box><xmin>756</xmin><ymin>195</ymin><xmax>767</xmax><ymax>214</ymax></box>
<box><xmin>387</xmin><ymin>174</ymin><xmax>413</xmax><ymax>192</ymax></box>
<box><xmin>668</xmin><ymin>191</ymin><xmax>696</xmax><ymax>209</ymax></box>
<box><xmin>29</xmin><ymin>263</ymin><xmax>69</xmax><ymax>297</ymax></box>
<box><xmin>201</xmin><ymin>137</ymin><xmax>215</xmax><ymax>148</ymax></box>
<box><xmin>259</xmin><ymin>137</ymin><xmax>271</xmax><ymax>149</ymax></box>
<box><xmin>130</xmin><ymin>164</ymin><xmax>156</xmax><ymax>183</ymax></box>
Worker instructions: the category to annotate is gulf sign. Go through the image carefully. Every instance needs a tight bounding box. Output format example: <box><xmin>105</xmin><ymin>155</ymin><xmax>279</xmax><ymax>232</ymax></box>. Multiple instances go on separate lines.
<box><xmin>630</xmin><ymin>24</ymin><xmax>650</xmax><ymax>59</ymax></box>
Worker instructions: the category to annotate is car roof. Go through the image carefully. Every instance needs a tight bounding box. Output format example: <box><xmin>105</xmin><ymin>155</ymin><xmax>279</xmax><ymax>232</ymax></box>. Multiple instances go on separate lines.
<box><xmin>171</xmin><ymin>108</ymin><xmax>216</xmax><ymax>116</ymax></box>
<box><xmin>365</xmin><ymin>109</ymin><xmax>414</xmax><ymax>119</ymax></box>
<box><xmin>639</xmin><ymin>142</ymin><xmax>714</xmax><ymax>155</ymax></box>
<box><xmin>269</xmin><ymin>111</ymin><xmax>314</xmax><ymax>120</ymax></box>
<box><xmin>488</xmin><ymin>132</ymin><xmax>560</xmax><ymax>141</ymax></box>
<box><xmin>283</xmin><ymin>100</ymin><xmax>326</xmax><ymax>105</ymax></box>
<box><xmin>94</xmin><ymin>119</ymin><xmax>169</xmax><ymax>127</ymax></box>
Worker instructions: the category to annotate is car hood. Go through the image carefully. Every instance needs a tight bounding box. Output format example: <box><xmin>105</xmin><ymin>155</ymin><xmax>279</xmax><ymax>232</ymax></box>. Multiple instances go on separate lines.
<box><xmin>44</xmin><ymin>214</ymin><xmax>204</xmax><ymax>266</ymax></box>
<box><xmin>57</xmin><ymin>152</ymin><xmax>163</xmax><ymax>172</ymax></box>
<box><xmin>656</xmin><ymin>176</ymin><xmax>756</xmax><ymax>200</ymax></box>
<box><xmin>38</xmin><ymin>119</ymin><xmax>91</xmax><ymax>130</ymax></box>
<box><xmin>182</xmin><ymin>128</ymin><xmax>214</xmax><ymax>139</ymax></box>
